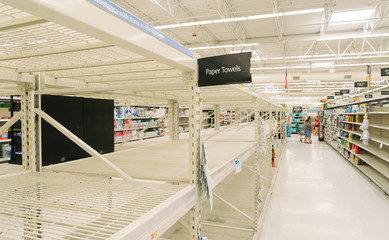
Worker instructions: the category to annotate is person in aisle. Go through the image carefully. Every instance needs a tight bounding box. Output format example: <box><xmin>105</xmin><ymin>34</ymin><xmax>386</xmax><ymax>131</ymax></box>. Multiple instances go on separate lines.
<box><xmin>303</xmin><ymin>116</ymin><xmax>312</xmax><ymax>144</ymax></box>
<box><xmin>313</xmin><ymin>116</ymin><xmax>319</xmax><ymax>135</ymax></box>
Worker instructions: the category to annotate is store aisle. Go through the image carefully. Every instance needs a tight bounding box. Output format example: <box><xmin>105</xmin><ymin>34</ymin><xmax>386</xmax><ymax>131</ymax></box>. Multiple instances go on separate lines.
<box><xmin>260</xmin><ymin>135</ymin><xmax>389</xmax><ymax>240</ymax></box>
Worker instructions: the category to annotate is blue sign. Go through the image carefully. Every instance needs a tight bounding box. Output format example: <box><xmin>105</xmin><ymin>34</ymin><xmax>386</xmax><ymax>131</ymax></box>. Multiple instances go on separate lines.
<box><xmin>87</xmin><ymin>0</ymin><xmax>194</xmax><ymax>58</ymax></box>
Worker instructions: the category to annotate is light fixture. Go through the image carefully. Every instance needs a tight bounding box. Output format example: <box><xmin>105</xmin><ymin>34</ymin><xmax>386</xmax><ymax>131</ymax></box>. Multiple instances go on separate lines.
<box><xmin>329</xmin><ymin>9</ymin><xmax>374</xmax><ymax>25</ymax></box>
<box><xmin>312</xmin><ymin>62</ymin><xmax>334</xmax><ymax>66</ymax></box>
<box><xmin>190</xmin><ymin>43</ymin><xmax>259</xmax><ymax>50</ymax></box>
<box><xmin>328</xmin><ymin>20</ymin><xmax>365</xmax><ymax>26</ymax></box>
<box><xmin>155</xmin><ymin>8</ymin><xmax>324</xmax><ymax>29</ymax></box>
<box><xmin>251</xmin><ymin>61</ymin><xmax>389</xmax><ymax>70</ymax></box>
<box><xmin>317</xmin><ymin>33</ymin><xmax>389</xmax><ymax>41</ymax></box>
<box><xmin>258</xmin><ymin>51</ymin><xmax>389</xmax><ymax>63</ymax></box>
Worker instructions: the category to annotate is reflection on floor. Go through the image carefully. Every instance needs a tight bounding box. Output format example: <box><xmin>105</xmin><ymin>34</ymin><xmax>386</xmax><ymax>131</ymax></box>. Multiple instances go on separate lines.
<box><xmin>260</xmin><ymin>135</ymin><xmax>389</xmax><ymax>240</ymax></box>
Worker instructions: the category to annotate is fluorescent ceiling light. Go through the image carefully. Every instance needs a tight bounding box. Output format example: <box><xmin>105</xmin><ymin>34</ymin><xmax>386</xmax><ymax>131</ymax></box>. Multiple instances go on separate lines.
<box><xmin>190</xmin><ymin>43</ymin><xmax>259</xmax><ymax>50</ymax></box>
<box><xmin>155</xmin><ymin>8</ymin><xmax>324</xmax><ymax>29</ymax></box>
<box><xmin>329</xmin><ymin>9</ymin><xmax>374</xmax><ymax>25</ymax></box>
<box><xmin>251</xmin><ymin>61</ymin><xmax>389</xmax><ymax>70</ymax></box>
<box><xmin>312</xmin><ymin>62</ymin><xmax>334</xmax><ymax>66</ymax></box>
<box><xmin>328</xmin><ymin>20</ymin><xmax>365</xmax><ymax>26</ymax></box>
<box><xmin>317</xmin><ymin>33</ymin><xmax>389</xmax><ymax>41</ymax></box>
<box><xmin>259</xmin><ymin>51</ymin><xmax>389</xmax><ymax>62</ymax></box>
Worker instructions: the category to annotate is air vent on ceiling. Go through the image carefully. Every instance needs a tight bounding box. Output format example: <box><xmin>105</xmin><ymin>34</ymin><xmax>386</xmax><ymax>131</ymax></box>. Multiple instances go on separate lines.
<box><xmin>344</xmin><ymin>75</ymin><xmax>352</xmax><ymax>79</ymax></box>
<box><xmin>293</xmin><ymin>76</ymin><xmax>300</xmax><ymax>80</ymax></box>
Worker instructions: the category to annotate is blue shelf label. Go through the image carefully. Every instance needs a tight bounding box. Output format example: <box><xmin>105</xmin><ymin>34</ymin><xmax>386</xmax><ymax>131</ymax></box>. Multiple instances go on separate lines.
<box><xmin>87</xmin><ymin>0</ymin><xmax>194</xmax><ymax>58</ymax></box>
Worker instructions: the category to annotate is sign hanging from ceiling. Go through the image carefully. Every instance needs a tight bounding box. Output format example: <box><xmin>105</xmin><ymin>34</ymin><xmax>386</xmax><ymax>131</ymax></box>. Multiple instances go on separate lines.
<box><xmin>327</xmin><ymin>96</ymin><xmax>335</xmax><ymax>99</ymax></box>
<box><xmin>340</xmin><ymin>89</ymin><xmax>350</xmax><ymax>94</ymax></box>
<box><xmin>365</xmin><ymin>94</ymin><xmax>373</xmax><ymax>99</ymax></box>
<box><xmin>382</xmin><ymin>91</ymin><xmax>389</xmax><ymax>95</ymax></box>
<box><xmin>354</xmin><ymin>81</ymin><xmax>368</xmax><ymax>88</ymax></box>
<box><xmin>381</xmin><ymin>68</ymin><xmax>389</xmax><ymax>77</ymax></box>
<box><xmin>198</xmin><ymin>52</ymin><xmax>252</xmax><ymax>87</ymax></box>
<box><xmin>335</xmin><ymin>92</ymin><xmax>343</xmax><ymax>96</ymax></box>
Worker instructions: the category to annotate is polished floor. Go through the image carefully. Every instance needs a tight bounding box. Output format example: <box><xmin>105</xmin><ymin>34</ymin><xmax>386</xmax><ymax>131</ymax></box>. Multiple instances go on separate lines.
<box><xmin>260</xmin><ymin>135</ymin><xmax>389</xmax><ymax>240</ymax></box>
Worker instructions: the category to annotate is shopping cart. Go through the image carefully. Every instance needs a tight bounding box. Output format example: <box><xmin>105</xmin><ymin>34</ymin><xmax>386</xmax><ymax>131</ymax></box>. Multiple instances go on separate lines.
<box><xmin>299</xmin><ymin>130</ymin><xmax>305</xmax><ymax>143</ymax></box>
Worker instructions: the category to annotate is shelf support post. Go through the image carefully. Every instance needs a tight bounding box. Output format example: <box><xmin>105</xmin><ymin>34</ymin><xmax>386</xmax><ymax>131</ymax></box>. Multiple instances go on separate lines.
<box><xmin>254</xmin><ymin>98</ymin><xmax>261</xmax><ymax>231</ymax></box>
<box><xmin>235</xmin><ymin>107</ymin><xmax>240</xmax><ymax>125</ymax></box>
<box><xmin>268</xmin><ymin>103</ymin><xmax>273</xmax><ymax>186</ymax></box>
<box><xmin>214</xmin><ymin>104</ymin><xmax>220</xmax><ymax>131</ymax></box>
<box><xmin>33</xmin><ymin>73</ymin><xmax>44</xmax><ymax>172</ymax></box>
<box><xmin>168</xmin><ymin>99</ymin><xmax>179</xmax><ymax>140</ymax></box>
<box><xmin>19</xmin><ymin>81</ymin><xmax>36</xmax><ymax>171</ymax></box>
<box><xmin>187</xmin><ymin>72</ymin><xmax>201</xmax><ymax>240</ymax></box>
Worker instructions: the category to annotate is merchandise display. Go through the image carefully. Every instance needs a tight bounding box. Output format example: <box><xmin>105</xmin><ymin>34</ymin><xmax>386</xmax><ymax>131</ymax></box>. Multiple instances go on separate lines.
<box><xmin>324</xmin><ymin>96</ymin><xmax>389</xmax><ymax>194</ymax></box>
<box><xmin>289</xmin><ymin>111</ymin><xmax>307</xmax><ymax>134</ymax></box>
<box><xmin>114</xmin><ymin>105</ymin><xmax>167</xmax><ymax>143</ymax></box>
<box><xmin>0</xmin><ymin>118</ymin><xmax>11</xmax><ymax>162</ymax></box>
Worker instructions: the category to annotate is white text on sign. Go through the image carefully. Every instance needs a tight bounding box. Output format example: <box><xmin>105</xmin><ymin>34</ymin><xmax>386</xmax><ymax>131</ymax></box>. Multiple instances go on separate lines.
<box><xmin>205</xmin><ymin>65</ymin><xmax>242</xmax><ymax>76</ymax></box>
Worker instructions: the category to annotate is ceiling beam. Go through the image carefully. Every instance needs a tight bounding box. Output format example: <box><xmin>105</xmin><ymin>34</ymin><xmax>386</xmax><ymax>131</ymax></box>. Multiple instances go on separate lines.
<box><xmin>86</xmin><ymin>75</ymin><xmax>182</xmax><ymax>84</ymax></box>
<box><xmin>0</xmin><ymin>42</ymin><xmax>112</xmax><ymax>61</ymax></box>
<box><xmin>188</xmin><ymin>27</ymin><xmax>389</xmax><ymax>47</ymax></box>
<box><xmin>0</xmin><ymin>18</ymin><xmax>48</xmax><ymax>31</ymax></box>
<box><xmin>54</xmin><ymin>67</ymin><xmax>175</xmax><ymax>78</ymax></box>
<box><xmin>18</xmin><ymin>58</ymin><xmax>152</xmax><ymax>73</ymax></box>
<box><xmin>36</xmin><ymin>82</ymin><xmax>188</xmax><ymax>95</ymax></box>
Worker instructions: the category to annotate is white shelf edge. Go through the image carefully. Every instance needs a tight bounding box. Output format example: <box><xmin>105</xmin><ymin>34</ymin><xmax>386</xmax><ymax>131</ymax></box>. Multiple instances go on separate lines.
<box><xmin>114</xmin><ymin>126</ymin><xmax>162</xmax><ymax>132</ymax></box>
<box><xmin>326</xmin><ymin>139</ymin><xmax>389</xmax><ymax>194</ymax></box>
<box><xmin>0</xmin><ymin>157</ymin><xmax>10</xmax><ymax>162</ymax></box>
<box><xmin>340</xmin><ymin>121</ymin><xmax>362</xmax><ymax>125</ymax></box>
<box><xmin>114</xmin><ymin>117</ymin><xmax>161</xmax><ymax>120</ymax></box>
<box><xmin>370</xmin><ymin>124</ymin><xmax>389</xmax><ymax>130</ymax></box>
<box><xmin>114</xmin><ymin>134</ymin><xmax>165</xmax><ymax>144</ymax></box>
<box><xmin>339</xmin><ymin>136</ymin><xmax>389</xmax><ymax>163</ymax></box>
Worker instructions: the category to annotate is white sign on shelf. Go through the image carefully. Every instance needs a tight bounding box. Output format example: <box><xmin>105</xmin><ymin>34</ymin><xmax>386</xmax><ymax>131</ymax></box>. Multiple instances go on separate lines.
<box><xmin>234</xmin><ymin>158</ymin><xmax>242</xmax><ymax>173</ymax></box>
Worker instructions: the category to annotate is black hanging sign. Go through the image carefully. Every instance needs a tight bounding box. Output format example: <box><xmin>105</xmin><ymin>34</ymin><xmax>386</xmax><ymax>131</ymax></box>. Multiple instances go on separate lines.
<box><xmin>365</xmin><ymin>94</ymin><xmax>373</xmax><ymax>98</ymax></box>
<box><xmin>382</xmin><ymin>91</ymin><xmax>389</xmax><ymax>95</ymax></box>
<box><xmin>198</xmin><ymin>52</ymin><xmax>252</xmax><ymax>87</ymax></box>
<box><xmin>340</xmin><ymin>89</ymin><xmax>350</xmax><ymax>94</ymax></box>
<box><xmin>327</xmin><ymin>96</ymin><xmax>335</xmax><ymax>99</ymax></box>
<box><xmin>381</xmin><ymin>68</ymin><xmax>389</xmax><ymax>77</ymax></box>
<box><xmin>335</xmin><ymin>92</ymin><xmax>343</xmax><ymax>96</ymax></box>
<box><xmin>354</xmin><ymin>81</ymin><xmax>368</xmax><ymax>88</ymax></box>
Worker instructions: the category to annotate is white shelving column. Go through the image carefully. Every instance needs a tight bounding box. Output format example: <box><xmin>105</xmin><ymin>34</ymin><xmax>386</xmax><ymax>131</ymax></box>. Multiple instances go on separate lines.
<box><xmin>254</xmin><ymin>99</ymin><xmax>261</xmax><ymax>232</ymax></box>
<box><xmin>19</xmin><ymin>82</ymin><xmax>37</xmax><ymax>171</ymax></box>
<box><xmin>214</xmin><ymin>105</ymin><xmax>220</xmax><ymax>131</ymax></box>
<box><xmin>187</xmin><ymin>72</ymin><xmax>201</xmax><ymax>239</ymax></box>
<box><xmin>235</xmin><ymin>107</ymin><xmax>240</xmax><ymax>125</ymax></box>
<box><xmin>34</xmin><ymin>73</ymin><xmax>45</xmax><ymax>172</ymax></box>
<box><xmin>168</xmin><ymin>99</ymin><xmax>179</xmax><ymax>140</ymax></box>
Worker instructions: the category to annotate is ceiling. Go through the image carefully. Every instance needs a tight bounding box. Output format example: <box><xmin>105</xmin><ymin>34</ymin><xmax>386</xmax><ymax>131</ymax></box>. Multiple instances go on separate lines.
<box><xmin>0</xmin><ymin>0</ymin><xmax>388</xmax><ymax>108</ymax></box>
<box><xmin>112</xmin><ymin>0</ymin><xmax>389</xmax><ymax>106</ymax></box>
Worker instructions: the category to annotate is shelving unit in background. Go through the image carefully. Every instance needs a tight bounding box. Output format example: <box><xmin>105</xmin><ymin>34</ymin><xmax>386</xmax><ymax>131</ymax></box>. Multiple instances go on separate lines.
<box><xmin>114</xmin><ymin>105</ymin><xmax>167</xmax><ymax>143</ymax></box>
<box><xmin>178</xmin><ymin>107</ymin><xmax>189</xmax><ymax>133</ymax></box>
<box><xmin>0</xmin><ymin>98</ymin><xmax>18</xmax><ymax>164</ymax></box>
<box><xmin>289</xmin><ymin>112</ymin><xmax>307</xmax><ymax>134</ymax></box>
<box><xmin>0</xmin><ymin>119</ymin><xmax>11</xmax><ymax>163</ymax></box>
<box><xmin>324</xmin><ymin>95</ymin><xmax>389</xmax><ymax>194</ymax></box>
<box><xmin>221</xmin><ymin>110</ymin><xmax>236</xmax><ymax>125</ymax></box>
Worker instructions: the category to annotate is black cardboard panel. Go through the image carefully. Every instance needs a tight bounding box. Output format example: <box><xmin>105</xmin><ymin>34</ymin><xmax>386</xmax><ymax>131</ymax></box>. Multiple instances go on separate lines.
<box><xmin>83</xmin><ymin>98</ymin><xmax>114</xmax><ymax>155</ymax></box>
<box><xmin>41</xmin><ymin>95</ymin><xmax>87</xmax><ymax>166</ymax></box>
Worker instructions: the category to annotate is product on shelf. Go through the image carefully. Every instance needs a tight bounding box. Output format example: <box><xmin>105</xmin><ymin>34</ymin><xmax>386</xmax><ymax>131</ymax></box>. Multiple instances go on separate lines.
<box><xmin>2</xmin><ymin>143</ymin><xmax>11</xmax><ymax>158</ymax></box>
<box><xmin>0</xmin><ymin>130</ymin><xmax>8</xmax><ymax>140</ymax></box>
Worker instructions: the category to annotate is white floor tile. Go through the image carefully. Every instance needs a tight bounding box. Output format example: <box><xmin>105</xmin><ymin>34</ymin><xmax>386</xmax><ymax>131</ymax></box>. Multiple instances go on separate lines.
<box><xmin>260</xmin><ymin>135</ymin><xmax>389</xmax><ymax>240</ymax></box>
